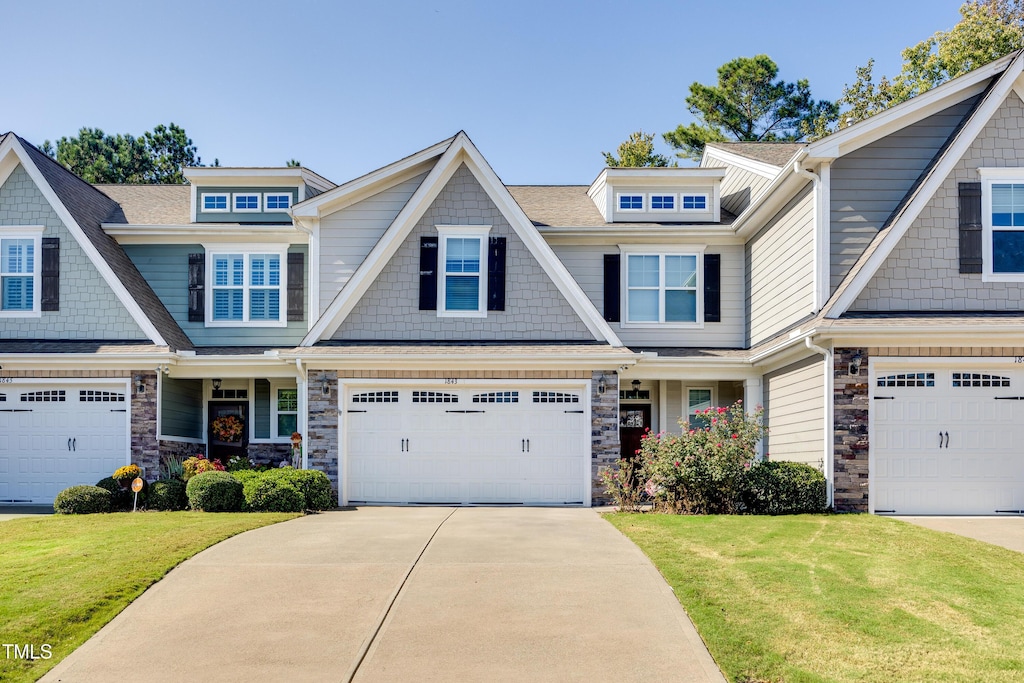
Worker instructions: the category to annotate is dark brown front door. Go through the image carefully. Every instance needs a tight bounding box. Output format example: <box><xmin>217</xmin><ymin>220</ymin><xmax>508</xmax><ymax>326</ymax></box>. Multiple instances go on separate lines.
<box><xmin>619</xmin><ymin>404</ymin><xmax>651</xmax><ymax>461</ymax></box>
<box><xmin>208</xmin><ymin>402</ymin><xmax>248</xmax><ymax>462</ymax></box>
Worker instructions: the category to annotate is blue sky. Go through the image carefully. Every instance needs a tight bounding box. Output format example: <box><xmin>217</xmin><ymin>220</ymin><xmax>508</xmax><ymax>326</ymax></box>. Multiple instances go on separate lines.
<box><xmin>3</xmin><ymin>0</ymin><xmax>965</xmax><ymax>184</ymax></box>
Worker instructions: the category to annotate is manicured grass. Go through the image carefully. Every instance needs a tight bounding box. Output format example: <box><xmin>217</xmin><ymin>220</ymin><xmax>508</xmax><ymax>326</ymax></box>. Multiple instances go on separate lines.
<box><xmin>606</xmin><ymin>513</ymin><xmax>1024</xmax><ymax>683</ymax></box>
<box><xmin>0</xmin><ymin>511</ymin><xmax>299</xmax><ymax>683</ymax></box>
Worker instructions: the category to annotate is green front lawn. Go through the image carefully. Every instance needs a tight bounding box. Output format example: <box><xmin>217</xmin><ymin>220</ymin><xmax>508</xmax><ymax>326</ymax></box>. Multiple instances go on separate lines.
<box><xmin>0</xmin><ymin>511</ymin><xmax>299</xmax><ymax>683</ymax></box>
<box><xmin>607</xmin><ymin>514</ymin><xmax>1024</xmax><ymax>683</ymax></box>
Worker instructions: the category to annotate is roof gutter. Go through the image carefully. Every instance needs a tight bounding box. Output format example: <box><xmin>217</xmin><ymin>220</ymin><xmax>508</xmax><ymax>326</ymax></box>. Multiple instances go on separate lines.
<box><xmin>732</xmin><ymin>149</ymin><xmax>809</xmax><ymax>238</ymax></box>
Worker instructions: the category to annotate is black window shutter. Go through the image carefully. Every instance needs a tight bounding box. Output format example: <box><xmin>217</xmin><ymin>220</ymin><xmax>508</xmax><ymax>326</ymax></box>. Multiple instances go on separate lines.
<box><xmin>603</xmin><ymin>254</ymin><xmax>620</xmax><ymax>322</ymax></box>
<box><xmin>40</xmin><ymin>237</ymin><xmax>59</xmax><ymax>311</ymax></box>
<box><xmin>487</xmin><ymin>236</ymin><xmax>506</xmax><ymax>311</ymax></box>
<box><xmin>188</xmin><ymin>253</ymin><xmax>205</xmax><ymax>322</ymax></box>
<box><xmin>419</xmin><ymin>237</ymin><xmax>438</xmax><ymax>310</ymax></box>
<box><xmin>958</xmin><ymin>182</ymin><xmax>982</xmax><ymax>274</ymax></box>
<box><xmin>704</xmin><ymin>253</ymin><xmax>721</xmax><ymax>323</ymax></box>
<box><xmin>287</xmin><ymin>252</ymin><xmax>304</xmax><ymax>321</ymax></box>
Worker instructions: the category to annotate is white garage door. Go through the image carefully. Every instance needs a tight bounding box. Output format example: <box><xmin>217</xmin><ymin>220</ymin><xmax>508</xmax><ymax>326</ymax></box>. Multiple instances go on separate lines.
<box><xmin>344</xmin><ymin>384</ymin><xmax>589</xmax><ymax>505</ymax></box>
<box><xmin>0</xmin><ymin>383</ymin><xmax>130</xmax><ymax>505</ymax></box>
<box><xmin>873</xmin><ymin>367</ymin><xmax>1024</xmax><ymax>515</ymax></box>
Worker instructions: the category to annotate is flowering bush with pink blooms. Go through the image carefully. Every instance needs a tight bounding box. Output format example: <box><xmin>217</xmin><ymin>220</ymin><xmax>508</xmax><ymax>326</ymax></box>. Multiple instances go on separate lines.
<box><xmin>182</xmin><ymin>454</ymin><xmax>226</xmax><ymax>481</ymax></box>
<box><xmin>602</xmin><ymin>400</ymin><xmax>766</xmax><ymax>514</ymax></box>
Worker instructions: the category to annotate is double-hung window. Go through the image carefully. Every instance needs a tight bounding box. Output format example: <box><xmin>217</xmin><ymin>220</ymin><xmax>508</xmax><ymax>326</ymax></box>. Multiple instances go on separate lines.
<box><xmin>437</xmin><ymin>226</ymin><xmax>489</xmax><ymax>316</ymax></box>
<box><xmin>1</xmin><ymin>230</ymin><xmax>41</xmax><ymax>315</ymax></box>
<box><xmin>624</xmin><ymin>251</ymin><xmax>701</xmax><ymax>324</ymax></box>
<box><xmin>274</xmin><ymin>386</ymin><xmax>298</xmax><ymax>437</ymax></box>
<box><xmin>981</xmin><ymin>171</ymin><xmax>1024</xmax><ymax>279</ymax></box>
<box><xmin>207</xmin><ymin>249</ymin><xmax>286</xmax><ymax>326</ymax></box>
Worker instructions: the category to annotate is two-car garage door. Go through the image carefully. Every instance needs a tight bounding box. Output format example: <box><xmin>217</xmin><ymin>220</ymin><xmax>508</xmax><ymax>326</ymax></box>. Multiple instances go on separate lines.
<box><xmin>873</xmin><ymin>367</ymin><xmax>1024</xmax><ymax>515</ymax></box>
<box><xmin>343</xmin><ymin>383</ymin><xmax>589</xmax><ymax>506</ymax></box>
<box><xmin>0</xmin><ymin>383</ymin><xmax>129</xmax><ymax>505</ymax></box>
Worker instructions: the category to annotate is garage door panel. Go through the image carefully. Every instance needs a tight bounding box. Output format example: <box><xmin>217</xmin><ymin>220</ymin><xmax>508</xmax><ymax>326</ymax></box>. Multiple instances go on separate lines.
<box><xmin>346</xmin><ymin>385</ymin><xmax>588</xmax><ymax>505</ymax></box>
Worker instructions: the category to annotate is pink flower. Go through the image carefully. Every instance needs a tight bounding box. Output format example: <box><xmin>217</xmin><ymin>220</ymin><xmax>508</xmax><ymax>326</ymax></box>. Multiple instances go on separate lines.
<box><xmin>711</xmin><ymin>418</ymin><xmax>717</xmax><ymax>425</ymax></box>
<box><xmin>674</xmin><ymin>461</ymin><xmax>680</xmax><ymax>467</ymax></box>
<box><xmin>731</xmin><ymin>434</ymin><xmax>738</xmax><ymax>439</ymax></box>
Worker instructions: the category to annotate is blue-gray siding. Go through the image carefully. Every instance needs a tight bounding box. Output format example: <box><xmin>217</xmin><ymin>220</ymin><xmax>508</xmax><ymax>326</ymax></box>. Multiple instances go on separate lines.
<box><xmin>123</xmin><ymin>244</ymin><xmax>309</xmax><ymax>346</ymax></box>
<box><xmin>161</xmin><ymin>377</ymin><xmax>203</xmax><ymax>439</ymax></box>
<box><xmin>830</xmin><ymin>95</ymin><xmax>980</xmax><ymax>291</ymax></box>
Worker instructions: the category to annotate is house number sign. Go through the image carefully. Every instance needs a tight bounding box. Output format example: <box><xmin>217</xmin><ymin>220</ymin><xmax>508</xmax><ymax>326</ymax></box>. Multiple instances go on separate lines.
<box><xmin>1015</xmin><ymin>357</ymin><xmax>1024</xmax><ymax>364</ymax></box>
<box><xmin>444</xmin><ymin>378</ymin><xmax>458</xmax><ymax>385</ymax></box>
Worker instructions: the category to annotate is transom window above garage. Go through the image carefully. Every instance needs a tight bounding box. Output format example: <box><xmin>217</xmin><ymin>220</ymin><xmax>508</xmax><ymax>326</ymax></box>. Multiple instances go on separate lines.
<box><xmin>876</xmin><ymin>372</ymin><xmax>935</xmax><ymax>387</ymax></box>
<box><xmin>80</xmin><ymin>390</ymin><xmax>125</xmax><ymax>402</ymax></box>
<box><xmin>22</xmin><ymin>390</ymin><xmax>66</xmax><ymax>401</ymax></box>
<box><xmin>413</xmin><ymin>391</ymin><xmax>458</xmax><ymax>403</ymax></box>
<box><xmin>532</xmin><ymin>391</ymin><xmax>579</xmax><ymax>403</ymax></box>
<box><xmin>952</xmin><ymin>372</ymin><xmax>1010</xmax><ymax>387</ymax></box>
<box><xmin>352</xmin><ymin>391</ymin><xmax>399</xmax><ymax>403</ymax></box>
<box><xmin>473</xmin><ymin>391</ymin><xmax>519</xmax><ymax>403</ymax></box>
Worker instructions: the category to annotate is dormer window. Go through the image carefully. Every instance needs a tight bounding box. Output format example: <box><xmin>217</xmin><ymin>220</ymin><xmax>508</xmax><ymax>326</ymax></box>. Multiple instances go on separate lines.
<box><xmin>651</xmin><ymin>194</ymin><xmax>675</xmax><ymax>210</ymax></box>
<box><xmin>265</xmin><ymin>193</ymin><xmax>291</xmax><ymax>210</ymax></box>
<box><xmin>233</xmin><ymin>194</ymin><xmax>261</xmax><ymax>212</ymax></box>
<box><xmin>618</xmin><ymin>194</ymin><xmax>644</xmax><ymax>211</ymax></box>
<box><xmin>681</xmin><ymin>194</ymin><xmax>708</xmax><ymax>210</ymax></box>
<box><xmin>202</xmin><ymin>194</ymin><xmax>229</xmax><ymax>212</ymax></box>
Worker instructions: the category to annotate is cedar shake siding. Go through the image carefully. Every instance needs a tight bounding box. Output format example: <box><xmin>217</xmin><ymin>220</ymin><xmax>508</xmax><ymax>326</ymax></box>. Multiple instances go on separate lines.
<box><xmin>853</xmin><ymin>91</ymin><xmax>1024</xmax><ymax>311</ymax></box>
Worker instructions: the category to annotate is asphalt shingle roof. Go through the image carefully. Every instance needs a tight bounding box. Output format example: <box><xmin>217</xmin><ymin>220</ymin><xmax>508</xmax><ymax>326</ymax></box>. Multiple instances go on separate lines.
<box><xmin>705</xmin><ymin>142</ymin><xmax>805</xmax><ymax>167</ymax></box>
<box><xmin>507</xmin><ymin>185</ymin><xmax>736</xmax><ymax>227</ymax></box>
<box><xmin>96</xmin><ymin>184</ymin><xmax>190</xmax><ymax>224</ymax></box>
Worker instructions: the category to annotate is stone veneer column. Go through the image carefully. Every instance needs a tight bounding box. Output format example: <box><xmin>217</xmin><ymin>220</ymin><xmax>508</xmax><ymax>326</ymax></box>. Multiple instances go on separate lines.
<box><xmin>833</xmin><ymin>348</ymin><xmax>869</xmax><ymax>512</ymax></box>
<box><xmin>306</xmin><ymin>369</ymin><xmax>339</xmax><ymax>492</ymax></box>
<box><xmin>131</xmin><ymin>371</ymin><xmax>159</xmax><ymax>480</ymax></box>
<box><xmin>591</xmin><ymin>370</ymin><xmax>619</xmax><ymax>505</ymax></box>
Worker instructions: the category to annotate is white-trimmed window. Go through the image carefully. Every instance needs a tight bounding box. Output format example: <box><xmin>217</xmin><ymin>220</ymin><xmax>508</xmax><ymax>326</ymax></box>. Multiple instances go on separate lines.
<box><xmin>233</xmin><ymin>193</ymin><xmax>261</xmax><ymax>212</ymax></box>
<box><xmin>687</xmin><ymin>387</ymin><xmax>714</xmax><ymax>429</ymax></box>
<box><xmin>206</xmin><ymin>249</ymin><xmax>286</xmax><ymax>326</ymax></box>
<box><xmin>980</xmin><ymin>170</ymin><xmax>1024</xmax><ymax>279</ymax></box>
<box><xmin>273</xmin><ymin>385</ymin><xmax>298</xmax><ymax>438</ymax></box>
<box><xmin>623</xmin><ymin>250</ymin><xmax>702</xmax><ymax>325</ymax></box>
<box><xmin>265</xmin><ymin>193</ymin><xmax>292</xmax><ymax>211</ymax></box>
<box><xmin>201</xmin><ymin>193</ymin><xmax>229</xmax><ymax>212</ymax></box>
<box><xmin>437</xmin><ymin>226</ymin><xmax>490</xmax><ymax>317</ymax></box>
<box><xmin>650</xmin><ymin>194</ymin><xmax>675</xmax><ymax>211</ymax></box>
<box><xmin>681</xmin><ymin>194</ymin><xmax>708</xmax><ymax>211</ymax></box>
<box><xmin>617</xmin><ymin>193</ymin><xmax>644</xmax><ymax>211</ymax></box>
<box><xmin>1</xmin><ymin>230</ymin><xmax>41</xmax><ymax>315</ymax></box>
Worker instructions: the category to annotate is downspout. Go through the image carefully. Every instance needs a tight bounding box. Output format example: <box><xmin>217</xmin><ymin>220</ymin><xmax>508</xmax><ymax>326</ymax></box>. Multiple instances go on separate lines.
<box><xmin>793</xmin><ymin>161</ymin><xmax>823</xmax><ymax>313</ymax></box>
<box><xmin>805</xmin><ymin>337</ymin><xmax>834</xmax><ymax>508</ymax></box>
<box><xmin>294</xmin><ymin>358</ymin><xmax>309</xmax><ymax>469</ymax></box>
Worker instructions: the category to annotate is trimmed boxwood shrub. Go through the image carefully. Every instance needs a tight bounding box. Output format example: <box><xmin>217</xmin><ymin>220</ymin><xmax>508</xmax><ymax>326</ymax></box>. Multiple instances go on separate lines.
<box><xmin>242</xmin><ymin>477</ymin><xmax>305</xmax><ymax>512</ymax></box>
<box><xmin>263</xmin><ymin>468</ymin><xmax>336</xmax><ymax>511</ymax></box>
<box><xmin>229</xmin><ymin>470</ymin><xmax>261</xmax><ymax>486</ymax></box>
<box><xmin>186</xmin><ymin>471</ymin><xmax>243</xmax><ymax>512</ymax></box>
<box><xmin>54</xmin><ymin>485</ymin><xmax>112</xmax><ymax>514</ymax></box>
<box><xmin>148</xmin><ymin>479</ymin><xmax>188</xmax><ymax>511</ymax></box>
<box><xmin>742</xmin><ymin>461</ymin><xmax>828</xmax><ymax>515</ymax></box>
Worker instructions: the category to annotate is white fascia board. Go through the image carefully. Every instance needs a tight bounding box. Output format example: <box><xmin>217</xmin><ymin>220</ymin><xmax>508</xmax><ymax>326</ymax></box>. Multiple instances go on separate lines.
<box><xmin>104</xmin><ymin>224</ymin><xmax>308</xmax><ymax>245</ymax></box>
<box><xmin>702</xmin><ymin>146</ymin><xmax>781</xmax><ymax>178</ymax></box>
<box><xmin>630</xmin><ymin>356</ymin><xmax>757</xmax><ymax>381</ymax></box>
<box><xmin>282</xmin><ymin>350</ymin><xmax>637</xmax><ymax>371</ymax></box>
<box><xmin>0</xmin><ymin>352</ymin><xmax>175</xmax><ymax>370</ymax></box>
<box><xmin>827</xmin><ymin>53</ymin><xmax>1024</xmax><ymax>318</ymax></box>
<box><xmin>302</xmin><ymin>136</ymin><xmax>466</xmax><ymax>344</ymax></box>
<box><xmin>291</xmin><ymin>137</ymin><xmax>454</xmax><ymax>218</ymax></box>
<box><xmin>822</xmin><ymin>323</ymin><xmax>1024</xmax><ymax>347</ymax></box>
<box><xmin>10</xmin><ymin>138</ymin><xmax>167</xmax><ymax>346</ymax></box>
<box><xmin>458</xmin><ymin>139</ymin><xmax>623</xmax><ymax>347</ymax></box>
<box><xmin>732</xmin><ymin>154</ymin><xmax>810</xmax><ymax>238</ymax></box>
<box><xmin>805</xmin><ymin>52</ymin><xmax>1015</xmax><ymax>160</ymax></box>
<box><xmin>539</xmin><ymin>230</ymin><xmax>744</xmax><ymax>246</ymax></box>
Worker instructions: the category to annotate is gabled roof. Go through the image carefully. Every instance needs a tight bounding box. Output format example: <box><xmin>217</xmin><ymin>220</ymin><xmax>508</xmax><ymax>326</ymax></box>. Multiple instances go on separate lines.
<box><xmin>823</xmin><ymin>50</ymin><xmax>1024</xmax><ymax>318</ymax></box>
<box><xmin>705</xmin><ymin>142</ymin><xmax>805</xmax><ymax>167</ymax></box>
<box><xmin>291</xmin><ymin>136</ymin><xmax>455</xmax><ymax>219</ymax></box>
<box><xmin>303</xmin><ymin>132</ymin><xmax>623</xmax><ymax>347</ymax></box>
<box><xmin>0</xmin><ymin>134</ymin><xmax>192</xmax><ymax>350</ymax></box>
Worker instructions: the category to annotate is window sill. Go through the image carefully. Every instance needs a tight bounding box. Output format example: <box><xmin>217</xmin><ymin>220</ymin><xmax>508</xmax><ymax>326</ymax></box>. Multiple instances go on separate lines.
<box><xmin>437</xmin><ymin>310</ymin><xmax>487</xmax><ymax>318</ymax></box>
<box><xmin>0</xmin><ymin>310</ymin><xmax>42</xmax><ymax>318</ymax></box>
<box><xmin>620</xmin><ymin>321</ymin><xmax>705</xmax><ymax>329</ymax></box>
<box><xmin>204</xmin><ymin>320</ymin><xmax>289</xmax><ymax>328</ymax></box>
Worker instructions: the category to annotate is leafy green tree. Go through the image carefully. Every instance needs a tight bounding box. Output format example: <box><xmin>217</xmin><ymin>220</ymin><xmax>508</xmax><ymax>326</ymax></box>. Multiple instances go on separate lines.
<box><xmin>285</xmin><ymin>159</ymin><xmax>301</xmax><ymax>167</ymax></box>
<box><xmin>840</xmin><ymin>1</ymin><xmax>1024</xmax><ymax>126</ymax></box>
<box><xmin>43</xmin><ymin>123</ymin><xmax>201</xmax><ymax>183</ymax></box>
<box><xmin>602</xmin><ymin>131</ymin><xmax>673</xmax><ymax>167</ymax></box>
<box><xmin>663</xmin><ymin>55</ymin><xmax>837</xmax><ymax>160</ymax></box>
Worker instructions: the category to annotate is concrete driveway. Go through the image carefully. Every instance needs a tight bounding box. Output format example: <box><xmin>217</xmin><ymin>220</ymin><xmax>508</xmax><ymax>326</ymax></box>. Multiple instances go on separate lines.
<box><xmin>895</xmin><ymin>516</ymin><xmax>1024</xmax><ymax>553</ymax></box>
<box><xmin>42</xmin><ymin>507</ymin><xmax>723</xmax><ymax>682</ymax></box>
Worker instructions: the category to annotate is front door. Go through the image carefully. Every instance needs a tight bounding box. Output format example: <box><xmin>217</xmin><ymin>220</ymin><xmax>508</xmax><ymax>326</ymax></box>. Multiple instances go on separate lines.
<box><xmin>208</xmin><ymin>402</ymin><xmax>248</xmax><ymax>462</ymax></box>
<box><xmin>619</xmin><ymin>404</ymin><xmax>651</xmax><ymax>461</ymax></box>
